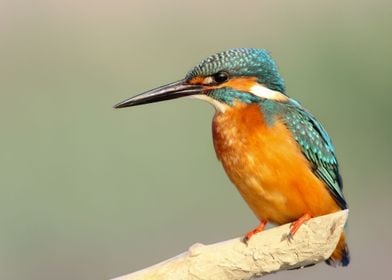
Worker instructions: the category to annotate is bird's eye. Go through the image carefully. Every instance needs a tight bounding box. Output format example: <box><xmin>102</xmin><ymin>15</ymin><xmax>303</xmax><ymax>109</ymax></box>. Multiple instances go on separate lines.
<box><xmin>212</xmin><ymin>71</ymin><xmax>230</xmax><ymax>84</ymax></box>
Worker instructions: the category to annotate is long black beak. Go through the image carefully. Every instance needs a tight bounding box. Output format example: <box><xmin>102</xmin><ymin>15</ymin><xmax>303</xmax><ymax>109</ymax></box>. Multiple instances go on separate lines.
<box><xmin>114</xmin><ymin>79</ymin><xmax>204</xmax><ymax>109</ymax></box>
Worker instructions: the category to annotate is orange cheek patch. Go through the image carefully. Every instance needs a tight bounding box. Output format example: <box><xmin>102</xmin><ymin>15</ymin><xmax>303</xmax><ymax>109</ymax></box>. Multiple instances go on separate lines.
<box><xmin>189</xmin><ymin>76</ymin><xmax>258</xmax><ymax>91</ymax></box>
<box><xmin>217</xmin><ymin>77</ymin><xmax>258</xmax><ymax>92</ymax></box>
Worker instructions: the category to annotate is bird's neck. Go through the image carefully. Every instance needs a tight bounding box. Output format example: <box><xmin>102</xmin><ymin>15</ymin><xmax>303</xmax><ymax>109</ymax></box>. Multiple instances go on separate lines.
<box><xmin>213</xmin><ymin>99</ymin><xmax>283</xmax><ymax>127</ymax></box>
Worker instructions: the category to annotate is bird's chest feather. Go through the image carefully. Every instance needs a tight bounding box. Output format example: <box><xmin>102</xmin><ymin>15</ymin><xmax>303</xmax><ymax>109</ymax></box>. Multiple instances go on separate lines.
<box><xmin>212</xmin><ymin>103</ymin><xmax>338</xmax><ymax>224</ymax></box>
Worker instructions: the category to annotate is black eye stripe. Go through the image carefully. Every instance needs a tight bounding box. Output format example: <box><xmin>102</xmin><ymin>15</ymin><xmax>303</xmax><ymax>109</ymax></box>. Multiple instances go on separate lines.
<box><xmin>212</xmin><ymin>71</ymin><xmax>230</xmax><ymax>84</ymax></box>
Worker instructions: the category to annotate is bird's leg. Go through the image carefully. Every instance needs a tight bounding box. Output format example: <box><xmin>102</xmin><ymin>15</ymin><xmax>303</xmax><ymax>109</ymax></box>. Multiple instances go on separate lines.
<box><xmin>288</xmin><ymin>213</ymin><xmax>312</xmax><ymax>241</ymax></box>
<box><xmin>243</xmin><ymin>219</ymin><xmax>268</xmax><ymax>243</ymax></box>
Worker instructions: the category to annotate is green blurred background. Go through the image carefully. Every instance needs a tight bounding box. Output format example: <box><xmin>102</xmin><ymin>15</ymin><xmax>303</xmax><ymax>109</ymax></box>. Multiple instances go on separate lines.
<box><xmin>1</xmin><ymin>0</ymin><xmax>391</xmax><ymax>279</ymax></box>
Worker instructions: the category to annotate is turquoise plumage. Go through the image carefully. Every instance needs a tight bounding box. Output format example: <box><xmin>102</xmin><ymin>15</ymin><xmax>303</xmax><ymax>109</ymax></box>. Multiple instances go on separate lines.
<box><xmin>282</xmin><ymin>100</ymin><xmax>347</xmax><ymax>209</ymax></box>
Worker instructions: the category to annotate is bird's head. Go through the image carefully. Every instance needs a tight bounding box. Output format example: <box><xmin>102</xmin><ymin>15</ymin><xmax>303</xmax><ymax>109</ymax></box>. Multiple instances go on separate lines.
<box><xmin>114</xmin><ymin>48</ymin><xmax>287</xmax><ymax>112</ymax></box>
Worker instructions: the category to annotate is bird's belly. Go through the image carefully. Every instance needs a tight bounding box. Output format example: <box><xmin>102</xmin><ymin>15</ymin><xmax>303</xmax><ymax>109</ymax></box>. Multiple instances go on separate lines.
<box><xmin>212</xmin><ymin>103</ymin><xmax>340</xmax><ymax>224</ymax></box>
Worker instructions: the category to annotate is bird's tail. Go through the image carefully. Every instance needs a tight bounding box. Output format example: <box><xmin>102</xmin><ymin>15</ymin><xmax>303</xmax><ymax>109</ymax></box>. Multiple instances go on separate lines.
<box><xmin>325</xmin><ymin>232</ymin><xmax>350</xmax><ymax>266</ymax></box>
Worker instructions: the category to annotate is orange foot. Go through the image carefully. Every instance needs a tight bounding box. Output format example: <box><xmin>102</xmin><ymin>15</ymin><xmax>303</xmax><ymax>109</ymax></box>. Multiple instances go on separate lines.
<box><xmin>288</xmin><ymin>213</ymin><xmax>312</xmax><ymax>241</ymax></box>
<box><xmin>243</xmin><ymin>220</ymin><xmax>268</xmax><ymax>243</ymax></box>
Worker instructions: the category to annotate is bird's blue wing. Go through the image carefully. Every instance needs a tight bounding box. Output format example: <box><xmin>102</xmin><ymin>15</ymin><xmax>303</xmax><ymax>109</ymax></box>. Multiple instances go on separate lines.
<box><xmin>283</xmin><ymin>100</ymin><xmax>347</xmax><ymax>209</ymax></box>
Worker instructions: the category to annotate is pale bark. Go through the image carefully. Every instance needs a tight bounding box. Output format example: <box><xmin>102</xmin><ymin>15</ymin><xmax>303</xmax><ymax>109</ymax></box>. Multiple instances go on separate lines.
<box><xmin>112</xmin><ymin>210</ymin><xmax>348</xmax><ymax>280</ymax></box>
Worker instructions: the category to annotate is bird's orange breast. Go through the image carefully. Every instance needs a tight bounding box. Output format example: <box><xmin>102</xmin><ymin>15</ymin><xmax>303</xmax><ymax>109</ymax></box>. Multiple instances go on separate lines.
<box><xmin>212</xmin><ymin>102</ymin><xmax>340</xmax><ymax>224</ymax></box>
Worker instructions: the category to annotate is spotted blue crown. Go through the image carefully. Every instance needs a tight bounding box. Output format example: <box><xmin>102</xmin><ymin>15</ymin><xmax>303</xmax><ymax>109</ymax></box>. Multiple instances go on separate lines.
<box><xmin>186</xmin><ymin>48</ymin><xmax>286</xmax><ymax>93</ymax></box>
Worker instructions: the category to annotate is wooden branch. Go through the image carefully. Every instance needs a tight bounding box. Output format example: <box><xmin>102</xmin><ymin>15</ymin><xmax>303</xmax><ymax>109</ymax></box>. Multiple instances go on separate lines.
<box><xmin>112</xmin><ymin>210</ymin><xmax>348</xmax><ymax>280</ymax></box>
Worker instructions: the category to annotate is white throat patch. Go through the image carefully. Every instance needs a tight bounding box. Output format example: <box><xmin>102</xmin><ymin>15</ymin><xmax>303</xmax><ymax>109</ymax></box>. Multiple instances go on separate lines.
<box><xmin>189</xmin><ymin>95</ymin><xmax>229</xmax><ymax>113</ymax></box>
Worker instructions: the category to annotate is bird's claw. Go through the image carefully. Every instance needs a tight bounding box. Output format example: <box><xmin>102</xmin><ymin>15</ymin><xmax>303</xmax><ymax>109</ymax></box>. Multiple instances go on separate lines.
<box><xmin>242</xmin><ymin>220</ymin><xmax>268</xmax><ymax>244</ymax></box>
<box><xmin>286</xmin><ymin>232</ymin><xmax>294</xmax><ymax>242</ymax></box>
<box><xmin>286</xmin><ymin>213</ymin><xmax>312</xmax><ymax>241</ymax></box>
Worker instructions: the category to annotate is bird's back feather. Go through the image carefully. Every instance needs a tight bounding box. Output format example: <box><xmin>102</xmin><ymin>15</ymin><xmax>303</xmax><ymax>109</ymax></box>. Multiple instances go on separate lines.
<box><xmin>282</xmin><ymin>100</ymin><xmax>347</xmax><ymax>209</ymax></box>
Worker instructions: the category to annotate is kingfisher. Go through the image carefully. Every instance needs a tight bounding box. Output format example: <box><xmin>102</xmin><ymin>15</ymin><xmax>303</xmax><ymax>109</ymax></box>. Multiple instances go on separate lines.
<box><xmin>114</xmin><ymin>48</ymin><xmax>349</xmax><ymax>266</ymax></box>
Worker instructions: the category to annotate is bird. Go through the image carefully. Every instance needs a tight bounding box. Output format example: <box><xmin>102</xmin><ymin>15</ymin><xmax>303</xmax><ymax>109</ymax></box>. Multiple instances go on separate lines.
<box><xmin>114</xmin><ymin>48</ymin><xmax>349</xmax><ymax>267</ymax></box>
